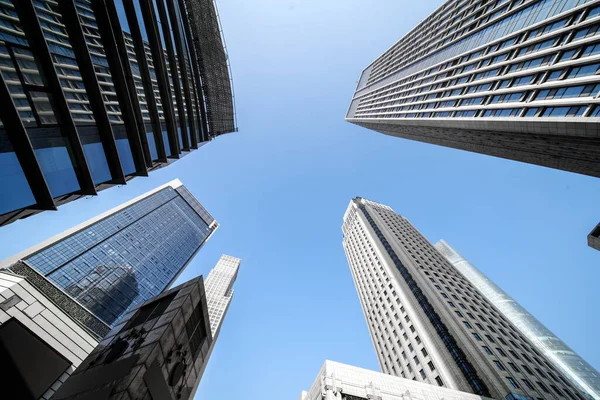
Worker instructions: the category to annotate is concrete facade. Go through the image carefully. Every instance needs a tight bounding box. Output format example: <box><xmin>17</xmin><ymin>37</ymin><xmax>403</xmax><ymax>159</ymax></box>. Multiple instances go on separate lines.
<box><xmin>302</xmin><ymin>360</ymin><xmax>491</xmax><ymax>400</ymax></box>
<box><xmin>342</xmin><ymin>197</ymin><xmax>586</xmax><ymax>400</ymax></box>
<box><xmin>347</xmin><ymin>0</ymin><xmax>600</xmax><ymax>178</ymax></box>
<box><xmin>52</xmin><ymin>275</ymin><xmax>213</xmax><ymax>400</ymax></box>
<box><xmin>435</xmin><ymin>240</ymin><xmax>600</xmax><ymax>400</ymax></box>
<box><xmin>0</xmin><ymin>268</ymin><xmax>100</xmax><ymax>400</ymax></box>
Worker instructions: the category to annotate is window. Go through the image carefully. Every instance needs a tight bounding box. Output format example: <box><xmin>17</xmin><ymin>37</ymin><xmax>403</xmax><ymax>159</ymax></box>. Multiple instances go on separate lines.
<box><xmin>512</xmin><ymin>74</ymin><xmax>536</xmax><ymax>87</ymax></box>
<box><xmin>508</xmin><ymin>362</ymin><xmax>519</xmax><ymax>373</ymax></box>
<box><xmin>491</xmin><ymin>92</ymin><xmax>526</xmax><ymax>103</ymax></box>
<box><xmin>521</xmin><ymin>364</ymin><xmax>533</xmax><ymax>374</ymax></box>
<box><xmin>536</xmin><ymin>84</ymin><xmax>600</xmax><ymax>100</ymax></box>
<box><xmin>540</xmin><ymin>106</ymin><xmax>586</xmax><ymax>117</ymax></box>
<box><xmin>496</xmin><ymin>347</ymin><xmax>507</xmax><ymax>357</ymax></box>
<box><xmin>485</xmin><ymin>335</ymin><xmax>496</xmax><ymax>343</ymax></box>
<box><xmin>522</xmin><ymin>379</ymin><xmax>534</xmax><ymax>390</ymax></box>
<box><xmin>507</xmin><ymin>377</ymin><xmax>520</xmax><ymax>389</ymax></box>
<box><xmin>567</xmin><ymin>63</ymin><xmax>600</xmax><ymax>79</ymax></box>
<box><xmin>435</xmin><ymin>376</ymin><xmax>444</xmax><ymax>386</ymax></box>
<box><xmin>582</xmin><ymin>42</ymin><xmax>600</xmax><ymax>57</ymax></box>
<box><xmin>483</xmin><ymin>346</ymin><xmax>493</xmax><ymax>355</ymax></box>
<box><xmin>421</xmin><ymin>348</ymin><xmax>428</xmax><ymax>357</ymax></box>
<box><xmin>419</xmin><ymin>369</ymin><xmax>426</xmax><ymax>379</ymax></box>
<box><xmin>537</xmin><ymin>381</ymin><xmax>550</xmax><ymax>393</ymax></box>
<box><xmin>463</xmin><ymin>321</ymin><xmax>473</xmax><ymax>329</ymax></box>
<box><xmin>455</xmin><ymin>311</ymin><xmax>464</xmax><ymax>317</ymax></box>
<box><xmin>428</xmin><ymin>361</ymin><xmax>436</xmax><ymax>371</ymax></box>
<box><xmin>472</xmin><ymin>333</ymin><xmax>483</xmax><ymax>341</ymax></box>
<box><xmin>482</xmin><ymin>108</ymin><xmax>522</xmax><ymax>117</ymax></box>
<box><xmin>494</xmin><ymin>360</ymin><xmax>506</xmax><ymax>371</ymax></box>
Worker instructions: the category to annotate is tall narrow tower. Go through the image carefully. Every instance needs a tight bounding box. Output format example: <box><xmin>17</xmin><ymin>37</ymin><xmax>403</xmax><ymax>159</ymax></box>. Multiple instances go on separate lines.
<box><xmin>189</xmin><ymin>254</ymin><xmax>240</xmax><ymax>398</ymax></box>
<box><xmin>435</xmin><ymin>240</ymin><xmax>600</xmax><ymax>400</ymax></box>
<box><xmin>342</xmin><ymin>197</ymin><xmax>587</xmax><ymax>400</ymax></box>
<box><xmin>204</xmin><ymin>254</ymin><xmax>241</xmax><ymax>338</ymax></box>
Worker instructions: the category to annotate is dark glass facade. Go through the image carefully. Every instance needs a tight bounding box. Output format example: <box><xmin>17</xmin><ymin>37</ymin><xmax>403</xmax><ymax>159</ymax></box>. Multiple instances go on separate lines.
<box><xmin>0</xmin><ymin>0</ymin><xmax>235</xmax><ymax>226</ymax></box>
<box><xmin>8</xmin><ymin>181</ymin><xmax>217</xmax><ymax>326</ymax></box>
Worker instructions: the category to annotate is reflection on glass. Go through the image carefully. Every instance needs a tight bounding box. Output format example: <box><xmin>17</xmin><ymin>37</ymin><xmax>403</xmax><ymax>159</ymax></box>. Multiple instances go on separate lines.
<box><xmin>34</xmin><ymin>144</ymin><xmax>80</xmax><ymax>197</ymax></box>
<box><xmin>26</xmin><ymin>187</ymin><xmax>213</xmax><ymax>325</ymax></box>
<box><xmin>116</xmin><ymin>138</ymin><xmax>135</xmax><ymax>175</ymax></box>
<box><xmin>162</xmin><ymin>130</ymin><xmax>171</xmax><ymax>156</ymax></box>
<box><xmin>29</xmin><ymin>92</ymin><xmax>57</xmax><ymax>125</ymax></box>
<box><xmin>177</xmin><ymin>126</ymin><xmax>183</xmax><ymax>150</ymax></box>
<box><xmin>0</xmin><ymin>133</ymin><xmax>36</xmax><ymax>214</ymax></box>
<box><xmin>83</xmin><ymin>142</ymin><xmax>112</xmax><ymax>184</ymax></box>
<box><xmin>146</xmin><ymin>131</ymin><xmax>158</xmax><ymax>160</ymax></box>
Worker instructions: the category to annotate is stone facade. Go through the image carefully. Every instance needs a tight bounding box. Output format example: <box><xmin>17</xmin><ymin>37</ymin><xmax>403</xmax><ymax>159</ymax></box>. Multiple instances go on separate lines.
<box><xmin>0</xmin><ymin>270</ymin><xmax>100</xmax><ymax>400</ymax></box>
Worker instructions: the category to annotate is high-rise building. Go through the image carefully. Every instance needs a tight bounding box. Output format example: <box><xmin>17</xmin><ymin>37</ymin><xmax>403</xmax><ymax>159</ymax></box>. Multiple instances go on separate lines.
<box><xmin>0</xmin><ymin>0</ymin><xmax>236</xmax><ymax>227</ymax></box>
<box><xmin>0</xmin><ymin>179</ymin><xmax>218</xmax><ymax>326</ymax></box>
<box><xmin>300</xmin><ymin>360</ymin><xmax>490</xmax><ymax>400</ymax></box>
<box><xmin>188</xmin><ymin>254</ymin><xmax>240</xmax><ymax>399</ymax></box>
<box><xmin>342</xmin><ymin>197</ymin><xmax>588</xmax><ymax>400</ymax></box>
<box><xmin>346</xmin><ymin>0</ymin><xmax>600</xmax><ymax>178</ymax></box>
<box><xmin>588</xmin><ymin>222</ymin><xmax>600</xmax><ymax>250</ymax></box>
<box><xmin>52</xmin><ymin>274</ymin><xmax>215</xmax><ymax>400</ymax></box>
<box><xmin>205</xmin><ymin>254</ymin><xmax>240</xmax><ymax>338</ymax></box>
<box><xmin>435</xmin><ymin>239</ymin><xmax>600</xmax><ymax>400</ymax></box>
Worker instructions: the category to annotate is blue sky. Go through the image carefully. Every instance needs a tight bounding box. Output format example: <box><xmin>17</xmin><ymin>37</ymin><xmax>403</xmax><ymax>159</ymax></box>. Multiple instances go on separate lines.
<box><xmin>1</xmin><ymin>0</ymin><xmax>599</xmax><ymax>398</ymax></box>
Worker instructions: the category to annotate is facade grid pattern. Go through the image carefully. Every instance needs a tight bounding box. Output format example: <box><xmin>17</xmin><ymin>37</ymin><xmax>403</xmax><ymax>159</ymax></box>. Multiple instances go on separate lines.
<box><xmin>347</xmin><ymin>0</ymin><xmax>600</xmax><ymax>178</ymax></box>
<box><xmin>0</xmin><ymin>0</ymin><xmax>235</xmax><ymax>226</ymax></box>
<box><xmin>342</xmin><ymin>197</ymin><xmax>587</xmax><ymax>400</ymax></box>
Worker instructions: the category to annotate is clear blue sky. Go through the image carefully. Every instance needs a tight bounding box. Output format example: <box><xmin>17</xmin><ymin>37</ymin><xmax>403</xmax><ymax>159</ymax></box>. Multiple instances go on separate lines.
<box><xmin>1</xmin><ymin>0</ymin><xmax>599</xmax><ymax>398</ymax></box>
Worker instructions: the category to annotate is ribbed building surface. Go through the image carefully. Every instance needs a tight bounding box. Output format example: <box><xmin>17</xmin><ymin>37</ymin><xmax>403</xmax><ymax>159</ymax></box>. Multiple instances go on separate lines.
<box><xmin>435</xmin><ymin>239</ymin><xmax>600</xmax><ymax>400</ymax></box>
<box><xmin>347</xmin><ymin>0</ymin><xmax>600</xmax><ymax>177</ymax></box>
<box><xmin>0</xmin><ymin>0</ymin><xmax>235</xmax><ymax>226</ymax></box>
<box><xmin>342</xmin><ymin>197</ymin><xmax>587</xmax><ymax>400</ymax></box>
<box><xmin>0</xmin><ymin>179</ymin><xmax>218</xmax><ymax>326</ymax></box>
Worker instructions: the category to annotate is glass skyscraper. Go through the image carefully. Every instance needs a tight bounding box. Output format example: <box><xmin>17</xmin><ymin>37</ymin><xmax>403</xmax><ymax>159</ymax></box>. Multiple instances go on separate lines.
<box><xmin>347</xmin><ymin>0</ymin><xmax>600</xmax><ymax>177</ymax></box>
<box><xmin>435</xmin><ymin>240</ymin><xmax>600</xmax><ymax>400</ymax></box>
<box><xmin>0</xmin><ymin>179</ymin><xmax>218</xmax><ymax>326</ymax></box>
<box><xmin>342</xmin><ymin>197</ymin><xmax>589</xmax><ymax>400</ymax></box>
<box><xmin>0</xmin><ymin>0</ymin><xmax>235</xmax><ymax>227</ymax></box>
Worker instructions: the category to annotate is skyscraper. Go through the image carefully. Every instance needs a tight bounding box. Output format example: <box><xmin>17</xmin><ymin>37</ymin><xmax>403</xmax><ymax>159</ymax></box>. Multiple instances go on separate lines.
<box><xmin>0</xmin><ymin>0</ymin><xmax>236</xmax><ymax>226</ymax></box>
<box><xmin>342</xmin><ymin>197</ymin><xmax>587</xmax><ymax>400</ymax></box>
<box><xmin>435</xmin><ymin>239</ymin><xmax>600</xmax><ymax>400</ymax></box>
<box><xmin>346</xmin><ymin>0</ymin><xmax>600</xmax><ymax>178</ymax></box>
<box><xmin>0</xmin><ymin>179</ymin><xmax>218</xmax><ymax>326</ymax></box>
<box><xmin>188</xmin><ymin>254</ymin><xmax>240</xmax><ymax>399</ymax></box>
<box><xmin>204</xmin><ymin>254</ymin><xmax>240</xmax><ymax>338</ymax></box>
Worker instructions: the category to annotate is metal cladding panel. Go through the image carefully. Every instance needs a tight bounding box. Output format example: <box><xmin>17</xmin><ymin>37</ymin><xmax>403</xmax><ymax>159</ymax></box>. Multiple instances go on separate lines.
<box><xmin>184</xmin><ymin>0</ymin><xmax>235</xmax><ymax>136</ymax></box>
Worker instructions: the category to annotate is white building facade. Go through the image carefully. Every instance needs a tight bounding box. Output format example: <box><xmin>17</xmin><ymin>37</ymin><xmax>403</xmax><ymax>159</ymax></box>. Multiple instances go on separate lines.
<box><xmin>435</xmin><ymin>240</ymin><xmax>600</xmax><ymax>400</ymax></box>
<box><xmin>347</xmin><ymin>0</ymin><xmax>600</xmax><ymax>178</ymax></box>
<box><xmin>301</xmin><ymin>360</ymin><xmax>491</xmax><ymax>400</ymax></box>
<box><xmin>342</xmin><ymin>197</ymin><xmax>586</xmax><ymax>400</ymax></box>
